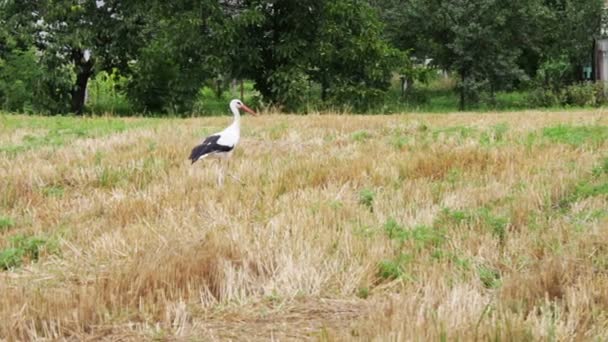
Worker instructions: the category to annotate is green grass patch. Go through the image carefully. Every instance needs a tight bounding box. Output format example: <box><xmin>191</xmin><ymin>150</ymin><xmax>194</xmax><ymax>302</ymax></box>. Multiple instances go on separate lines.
<box><xmin>0</xmin><ymin>115</ymin><xmax>158</xmax><ymax>155</ymax></box>
<box><xmin>592</xmin><ymin>157</ymin><xmax>608</xmax><ymax>177</ymax></box>
<box><xmin>542</xmin><ymin>125</ymin><xmax>608</xmax><ymax>147</ymax></box>
<box><xmin>41</xmin><ymin>185</ymin><xmax>65</xmax><ymax>198</ymax></box>
<box><xmin>0</xmin><ymin>248</ymin><xmax>23</xmax><ymax>270</ymax></box>
<box><xmin>351</xmin><ymin>130</ymin><xmax>371</xmax><ymax>142</ymax></box>
<box><xmin>0</xmin><ymin>216</ymin><xmax>15</xmax><ymax>232</ymax></box>
<box><xmin>389</xmin><ymin>134</ymin><xmax>408</xmax><ymax>149</ymax></box>
<box><xmin>383</xmin><ymin>218</ymin><xmax>445</xmax><ymax>249</ymax></box>
<box><xmin>0</xmin><ymin>233</ymin><xmax>59</xmax><ymax>270</ymax></box>
<box><xmin>437</xmin><ymin>207</ymin><xmax>509</xmax><ymax>243</ymax></box>
<box><xmin>480</xmin><ymin>123</ymin><xmax>509</xmax><ymax>146</ymax></box>
<box><xmin>377</xmin><ymin>253</ymin><xmax>412</xmax><ymax>281</ymax></box>
<box><xmin>432</xmin><ymin>125</ymin><xmax>477</xmax><ymax>141</ymax></box>
<box><xmin>477</xmin><ymin>264</ymin><xmax>502</xmax><ymax>289</ymax></box>
<box><xmin>358</xmin><ymin>188</ymin><xmax>375</xmax><ymax>211</ymax></box>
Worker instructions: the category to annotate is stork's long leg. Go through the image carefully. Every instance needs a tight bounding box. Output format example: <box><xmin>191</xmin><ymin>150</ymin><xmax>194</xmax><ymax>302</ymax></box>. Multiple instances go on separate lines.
<box><xmin>226</xmin><ymin>156</ymin><xmax>244</xmax><ymax>185</ymax></box>
<box><xmin>219</xmin><ymin>158</ymin><xmax>227</xmax><ymax>187</ymax></box>
<box><xmin>214</xmin><ymin>159</ymin><xmax>223</xmax><ymax>187</ymax></box>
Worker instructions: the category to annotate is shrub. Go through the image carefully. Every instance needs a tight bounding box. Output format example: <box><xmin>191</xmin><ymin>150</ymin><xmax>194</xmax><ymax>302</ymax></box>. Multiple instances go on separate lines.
<box><xmin>0</xmin><ymin>248</ymin><xmax>23</xmax><ymax>270</ymax></box>
<box><xmin>358</xmin><ymin>188</ymin><xmax>375</xmax><ymax>211</ymax></box>
<box><xmin>0</xmin><ymin>216</ymin><xmax>15</xmax><ymax>232</ymax></box>
<box><xmin>526</xmin><ymin>88</ymin><xmax>559</xmax><ymax>107</ymax></box>
<box><xmin>563</xmin><ymin>83</ymin><xmax>598</xmax><ymax>107</ymax></box>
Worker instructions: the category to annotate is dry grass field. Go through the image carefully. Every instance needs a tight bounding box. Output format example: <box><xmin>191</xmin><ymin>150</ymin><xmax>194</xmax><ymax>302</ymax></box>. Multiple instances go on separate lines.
<box><xmin>1</xmin><ymin>110</ymin><xmax>608</xmax><ymax>341</ymax></box>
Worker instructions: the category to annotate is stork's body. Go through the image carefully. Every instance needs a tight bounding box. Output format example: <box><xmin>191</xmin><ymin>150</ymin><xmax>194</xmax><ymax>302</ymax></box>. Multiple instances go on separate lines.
<box><xmin>189</xmin><ymin>99</ymin><xmax>256</xmax><ymax>185</ymax></box>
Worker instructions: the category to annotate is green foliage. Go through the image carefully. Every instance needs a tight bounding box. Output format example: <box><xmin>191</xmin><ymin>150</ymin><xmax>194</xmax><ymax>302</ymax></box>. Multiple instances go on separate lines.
<box><xmin>0</xmin><ymin>248</ymin><xmax>23</xmax><ymax>270</ymax></box>
<box><xmin>383</xmin><ymin>218</ymin><xmax>445</xmax><ymax>249</ymax></box>
<box><xmin>0</xmin><ymin>234</ymin><xmax>58</xmax><ymax>270</ymax></box>
<box><xmin>357</xmin><ymin>287</ymin><xmax>370</xmax><ymax>299</ymax></box>
<box><xmin>0</xmin><ymin>216</ymin><xmax>15</xmax><ymax>232</ymax></box>
<box><xmin>526</xmin><ymin>88</ymin><xmax>561</xmax><ymax>108</ymax></box>
<box><xmin>592</xmin><ymin>158</ymin><xmax>608</xmax><ymax>177</ymax></box>
<box><xmin>267</xmin><ymin>67</ymin><xmax>311</xmax><ymax>111</ymax></box>
<box><xmin>352</xmin><ymin>130</ymin><xmax>371</xmax><ymax>142</ymax></box>
<box><xmin>558</xmin><ymin>158</ymin><xmax>608</xmax><ymax>210</ymax></box>
<box><xmin>562</xmin><ymin>83</ymin><xmax>605</xmax><ymax>107</ymax></box>
<box><xmin>88</xmin><ymin>70</ymin><xmax>132</xmax><ymax>115</ymax></box>
<box><xmin>376</xmin><ymin>0</ymin><xmax>604</xmax><ymax>110</ymax></box>
<box><xmin>2</xmin><ymin>0</ymin><xmax>145</xmax><ymax>114</ymax></box>
<box><xmin>0</xmin><ymin>48</ymin><xmax>71</xmax><ymax>114</ymax></box>
<box><xmin>438</xmin><ymin>207</ymin><xmax>508</xmax><ymax>243</ymax></box>
<box><xmin>477</xmin><ymin>265</ymin><xmax>502</xmax><ymax>289</ymax></box>
<box><xmin>315</xmin><ymin>0</ymin><xmax>397</xmax><ymax>111</ymax></box>
<box><xmin>478</xmin><ymin>208</ymin><xmax>509</xmax><ymax>243</ymax></box>
<box><xmin>237</xmin><ymin>0</ymin><xmax>396</xmax><ymax>112</ymax></box>
<box><xmin>41</xmin><ymin>185</ymin><xmax>65</xmax><ymax>198</ymax></box>
<box><xmin>127</xmin><ymin>1</ymin><xmax>229</xmax><ymax>114</ymax></box>
<box><xmin>377</xmin><ymin>254</ymin><xmax>412</xmax><ymax>280</ymax></box>
<box><xmin>385</xmin><ymin>0</ymin><xmax>542</xmax><ymax>110</ymax></box>
<box><xmin>127</xmin><ymin>42</ymin><xmax>184</xmax><ymax>113</ymax></box>
<box><xmin>358</xmin><ymin>188</ymin><xmax>375</xmax><ymax>210</ymax></box>
<box><xmin>528</xmin><ymin>82</ymin><xmax>606</xmax><ymax>108</ymax></box>
<box><xmin>540</xmin><ymin>0</ymin><xmax>604</xmax><ymax>86</ymax></box>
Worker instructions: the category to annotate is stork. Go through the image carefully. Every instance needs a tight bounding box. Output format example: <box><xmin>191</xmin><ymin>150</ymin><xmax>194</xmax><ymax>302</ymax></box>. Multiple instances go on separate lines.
<box><xmin>189</xmin><ymin>99</ymin><xmax>257</xmax><ymax>185</ymax></box>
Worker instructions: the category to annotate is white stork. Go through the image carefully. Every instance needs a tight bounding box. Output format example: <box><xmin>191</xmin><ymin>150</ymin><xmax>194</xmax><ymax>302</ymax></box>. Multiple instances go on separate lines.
<box><xmin>189</xmin><ymin>99</ymin><xmax>257</xmax><ymax>185</ymax></box>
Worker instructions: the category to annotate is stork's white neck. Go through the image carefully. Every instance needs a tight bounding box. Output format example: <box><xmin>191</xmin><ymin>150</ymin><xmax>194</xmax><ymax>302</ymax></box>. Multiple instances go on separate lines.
<box><xmin>229</xmin><ymin>102</ymin><xmax>241</xmax><ymax>127</ymax></box>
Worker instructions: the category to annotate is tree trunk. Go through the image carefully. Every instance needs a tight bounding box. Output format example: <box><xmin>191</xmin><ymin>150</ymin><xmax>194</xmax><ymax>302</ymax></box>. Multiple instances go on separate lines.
<box><xmin>70</xmin><ymin>49</ymin><xmax>94</xmax><ymax>115</ymax></box>
<box><xmin>321</xmin><ymin>75</ymin><xmax>329</xmax><ymax>102</ymax></box>
<box><xmin>459</xmin><ymin>70</ymin><xmax>466</xmax><ymax>111</ymax></box>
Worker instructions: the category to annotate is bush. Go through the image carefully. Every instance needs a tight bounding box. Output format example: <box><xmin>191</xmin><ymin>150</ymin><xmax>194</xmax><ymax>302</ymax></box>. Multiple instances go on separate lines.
<box><xmin>563</xmin><ymin>83</ymin><xmax>599</xmax><ymax>107</ymax></box>
<box><xmin>127</xmin><ymin>41</ymin><xmax>205</xmax><ymax>114</ymax></box>
<box><xmin>0</xmin><ymin>49</ymin><xmax>70</xmax><ymax>113</ymax></box>
<box><xmin>526</xmin><ymin>88</ymin><xmax>560</xmax><ymax>107</ymax></box>
<box><xmin>527</xmin><ymin>82</ymin><xmax>607</xmax><ymax>108</ymax></box>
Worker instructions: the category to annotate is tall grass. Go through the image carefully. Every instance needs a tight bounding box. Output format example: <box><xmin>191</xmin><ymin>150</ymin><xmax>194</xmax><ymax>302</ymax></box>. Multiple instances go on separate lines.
<box><xmin>0</xmin><ymin>110</ymin><xmax>607</xmax><ymax>340</ymax></box>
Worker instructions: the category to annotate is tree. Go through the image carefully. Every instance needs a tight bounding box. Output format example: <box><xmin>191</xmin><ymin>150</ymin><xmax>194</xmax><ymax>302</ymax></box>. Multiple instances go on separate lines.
<box><xmin>313</xmin><ymin>0</ymin><xmax>397</xmax><ymax>111</ymax></box>
<box><xmin>385</xmin><ymin>0</ymin><xmax>544</xmax><ymax>110</ymax></box>
<box><xmin>233</xmin><ymin>0</ymin><xmax>396</xmax><ymax>111</ymax></box>
<box><xmin>2</xmin><ymin>0</ymin><xmax>144</xmax><ymax>114</ymax></box>
<box><xmin>539</xmin><ymin>0</ymin><xmax>604</xmax><ymax>85</ymax></box>
<box><xmin>126</xmin><ymin>0</ymin><xmax>230</xmax><ymax>113</ymax></box>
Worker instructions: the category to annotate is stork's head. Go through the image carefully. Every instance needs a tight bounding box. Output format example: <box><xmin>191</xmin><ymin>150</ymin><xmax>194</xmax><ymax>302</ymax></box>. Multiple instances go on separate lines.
<box><xmin>230</xmin><ymin>99</ymin><xmax>257</xmax><ymax>116</ymax></box>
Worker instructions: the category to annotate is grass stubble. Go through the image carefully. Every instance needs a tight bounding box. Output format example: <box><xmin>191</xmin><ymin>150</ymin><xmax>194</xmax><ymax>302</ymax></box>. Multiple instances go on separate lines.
<box><xmin>0</xmin><ymin>110</ymin><xmax>607</xmax><ymax>340</ymax></box>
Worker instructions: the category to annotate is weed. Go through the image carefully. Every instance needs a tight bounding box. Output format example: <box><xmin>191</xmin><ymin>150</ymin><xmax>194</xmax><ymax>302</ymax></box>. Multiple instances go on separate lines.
<box><xmin>377</xmin><ymin>254</ymin><xmax>412</xmax><ymax>281</ymax></box>
<box><xmin>359</xmin><ymin>188</ymin><xmax>375</xmax><ymax>211</ymax></box>
<box><xmin>383</xmin><ymin>218</ymin><xmax>406</xmax><ymax>240</ymax></box>
<box><xmin>0</xmin><ymin>216</ymin><xmax>15</xmax><ymax>232</ymax></box>
<box><xmin>383</xmin><ymin>218</ymin><xmax>445</xmax><ymax>249</ymax></box>
<box><xmin>390</xmin><ymin>135</ymin><xmax>408</xmax><ymax>149</ymax></box>
<box><xmin>0</xmin><ymin>248</ymin><xmax>23</xmax><ymax>270</ymax></box>
<box><xmin>0</xmin><ymin>234</ymin><xmax>58</xmax><ymax>270</ymax></box>
<box><xmin>477</xmin><ymin>265</ymin><xmax>501</xmax><ymax>289</ymax></box>
<box><xmin>352</xmin><ymin>130</ymin><xmax>371</xmax><ymax>142</ymax></box>
<box><xmin>41</xmin><ymin>185</ymin><xmax>65</xmax><ymax>197</ymax></box>
<box><xmin>559</xmin><ymin>181</ymin><xmax>608</xmax><ymax>209</ymax></box>
<box><xmin>592</xmin><ymin>157</ymin><xmax>608</xmax><ymax>177</ymax></box>
<box><xmin>357</xmin><ymin>287</ymin><xmax>370</xmax><ymax>299</ymax></box>
<box><xmin>479</xmin><ymin>209</ymin><xmax>509</xmax><ymax>243</ymax></box>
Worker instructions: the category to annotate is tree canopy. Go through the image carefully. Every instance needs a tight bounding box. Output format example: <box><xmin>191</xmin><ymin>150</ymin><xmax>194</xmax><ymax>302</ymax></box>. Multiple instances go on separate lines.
<box><xmin>0</xmin><ymin>0</ymin><xmax>605</xmax><ymax>114</ymax></box>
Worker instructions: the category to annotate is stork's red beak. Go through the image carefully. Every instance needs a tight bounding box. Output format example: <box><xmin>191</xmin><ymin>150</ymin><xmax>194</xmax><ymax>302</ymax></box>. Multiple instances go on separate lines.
<box><xmin>240</xmin><ymin>104</ymin><xmax>257</xmax><ymax>116</ymax></box>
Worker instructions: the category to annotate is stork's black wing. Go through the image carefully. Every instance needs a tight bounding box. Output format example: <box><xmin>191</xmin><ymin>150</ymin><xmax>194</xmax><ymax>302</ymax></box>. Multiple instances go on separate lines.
<box><xmin>189</xmin><ymin>135</ymin><xmax>234</xmax><ymax>164</ymax></box>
